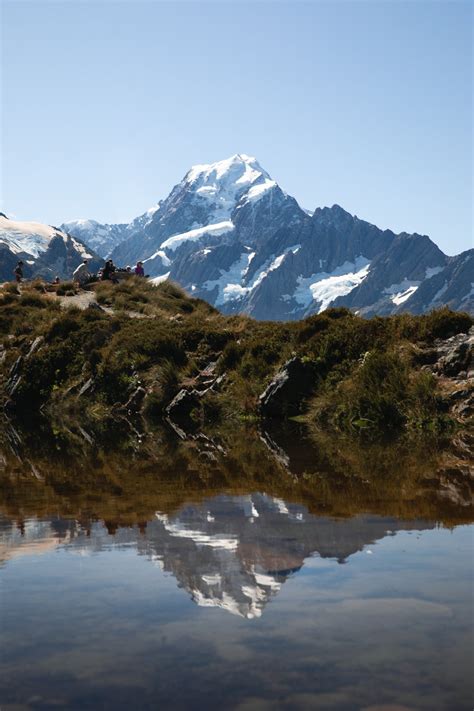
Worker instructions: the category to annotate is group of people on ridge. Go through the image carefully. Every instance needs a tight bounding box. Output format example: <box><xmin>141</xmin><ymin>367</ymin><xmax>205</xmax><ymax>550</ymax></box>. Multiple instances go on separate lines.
<box><xmin>74</xmin><ymin>259</ymin><xmax>146</xmax><ymax>285</ymax></box>
<box><xmin>13</xmin><ymin>258</ymin><xmax>146</xmax><ymax>286</ymax></box>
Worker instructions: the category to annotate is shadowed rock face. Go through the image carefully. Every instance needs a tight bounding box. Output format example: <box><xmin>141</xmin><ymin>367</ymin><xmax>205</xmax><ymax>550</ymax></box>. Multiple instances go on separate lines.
<box><xmin>53</xmin><ymin>154</ymin><xmax>472</xmax><ymax>318</ymax></box>
<box><xmin>259</xmin><ymin>358</ymin><xmax>317</xmax><ymax>418</ymax></box>
<box><xmin>0</xmin><ymin>495</ymin><xmax>435</xmax><ymax>619</ymax></box>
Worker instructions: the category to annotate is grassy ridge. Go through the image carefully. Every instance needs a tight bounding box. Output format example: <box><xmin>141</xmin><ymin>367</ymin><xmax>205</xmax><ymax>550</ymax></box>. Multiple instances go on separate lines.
<box><xmin>0</xmin><ymin>278</ymin><xmax>472</xmax><ymax>436</ymax></box>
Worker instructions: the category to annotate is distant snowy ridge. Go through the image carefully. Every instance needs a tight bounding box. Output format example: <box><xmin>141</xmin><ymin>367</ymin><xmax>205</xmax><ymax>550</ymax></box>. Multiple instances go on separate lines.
<box><xmin>0</xmin><ymin>214</ymin><xmax>102</xmax><ymax>281</ymax></box>
<box><xmin>0</xmin><ymin>215</ymin><xmax>86</xmax><ymax>258</ymax></box>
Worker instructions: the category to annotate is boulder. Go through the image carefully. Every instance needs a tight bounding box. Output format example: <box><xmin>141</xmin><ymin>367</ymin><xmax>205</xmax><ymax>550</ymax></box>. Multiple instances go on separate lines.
<box><xmin>87</xmin><ymin>302</ymin><xmax>106</xmax><ymax>313</ymax></box>
<box><xmin>259</xmin><ymin>357</ymin><xmax>317</xmax><ymax>418</ymax></box>
<box><xmin>438</xmin><ymin>341</ymin><xmax>471</xmax><ymax>377</ymax></box>
<box><xmin>165</xmin><ymin>388</ymin><xmax>201</xmax><ymax>423</ymax></box>
<box><xmin>432</xmin><ymin>328</ymin><xmax>473</xmax><ymax>377</ymax></box>
<box><xmin>26</xmin><ymin>336</ymin><xmax>43</xmax><ymax>359</ymax></box>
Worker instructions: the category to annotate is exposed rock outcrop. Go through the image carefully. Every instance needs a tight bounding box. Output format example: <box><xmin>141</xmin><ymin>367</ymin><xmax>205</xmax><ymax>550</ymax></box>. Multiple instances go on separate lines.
<box><xmin>431</xmin><ymin>327</ymin><xmax>473</xmax><ymax>378</ymax></box>
<box><xmin>259</xmin><ymin>357</ymin><xmax>317</xmax><ymax>418</ymax></box>
<box><xmin>420</xmin><ymin>327</ymin><xmax>474</xmax><ymax>422</ymax></box>
<box><xmin>165</xmin><ymin>388</ymin><xmax>201</xmax><ymax>423</ymax></box>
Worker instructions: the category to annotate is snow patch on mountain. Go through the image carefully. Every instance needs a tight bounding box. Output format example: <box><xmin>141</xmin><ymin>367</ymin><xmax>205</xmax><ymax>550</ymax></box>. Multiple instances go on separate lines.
<box><xmin>250</xmin><ymin>245</ymin><xmax>301</xmax><ymax>290</ymax></box>
<box><xmin>384</xmin><ymin>278</ymin><xmax>420</xmax><ymax>305</ymax></box>
<box><xmin>392</xmin><ymin>285</ymin><xmax>419</xmax><ymax>305</ymax></box>
<box><xmin>143</xmin><ymin>249</ymin><xmax>171</xmax><ymax>267</ymax></box>
<box><xmin>384</xmin><ymin>267</ymin><xmax>444</xmax><ymax>307</ymax></box>
<box><xmin>70</xmin><ymin>237</ymin><xmax>93</xmax><ymax>259</ymax></box>
<box><xmin>160</xmin><ymin>221</ymin><xmax>234</xmax><ymax>252</ymax></box>
<box><xmin>203</xmin><ymin>251</ymin><xmax>254</xmax><ymax>305</ymax></box>
<box><xmin>141</xmin><ymin>204</ymin><xmax>160</xmax><ymax>224</ymax></box>
<box><xmin>294</xmin><ymin>256</ymin><xmax>370</xmax><ymax>312</ymax></box>
<box><xmin>243</xmin><ymin>179</ymin><xmax>277</xmax><ymax>204</ymax></box>
<box><xmin>203</xmin><ymin>245</ymin><xmax>301</xmax><ymax>306</ymax></box>
<box><xmin>155</xmin><ymin>513</ymin><xmax>239</xmax><ymax>550</ymax></box>
<box><xmin>425</xmin><ymin>265</ymin><xmax>444</xmax><ymax>279</ymax></box>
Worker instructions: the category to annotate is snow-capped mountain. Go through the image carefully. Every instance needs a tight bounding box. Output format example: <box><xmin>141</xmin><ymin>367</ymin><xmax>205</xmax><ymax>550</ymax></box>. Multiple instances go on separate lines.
<box><xmin>9</xmin><ymin>154</ymin><xmax>473</xmax><ymax>317</ymax></box>
<box><xmin>0</xmin><ymin>214</ymin><xmax>102</xmax><ymax>281</ymax></box>
<box><xmin>106</xmin><ymin>154</ymin><xmax>303</xmax><ymax>276</ymax></box>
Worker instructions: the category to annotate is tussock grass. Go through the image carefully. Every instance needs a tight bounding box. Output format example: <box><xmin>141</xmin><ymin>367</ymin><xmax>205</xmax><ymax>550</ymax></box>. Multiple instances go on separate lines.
<box><xmin>0</xmin><ymin>279</ymin><xmax>471</xmax><ymax>436</ymax></box>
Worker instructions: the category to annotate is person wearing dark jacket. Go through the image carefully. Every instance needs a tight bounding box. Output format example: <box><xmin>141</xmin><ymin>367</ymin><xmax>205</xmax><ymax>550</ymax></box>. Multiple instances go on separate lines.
<box><xmin>101</xmin><ymin>260</ymin><xmax>117</xmax><ymax>281</ymax></box>
<box><xmin>14</xmin><ymin>261</ymin><xmax>24</xmax><ymax>283</ymax></box>
<box><xmin>134</xmin><ymin>261</ymin><xmax>145</xmax><ymax>277</ymax></box>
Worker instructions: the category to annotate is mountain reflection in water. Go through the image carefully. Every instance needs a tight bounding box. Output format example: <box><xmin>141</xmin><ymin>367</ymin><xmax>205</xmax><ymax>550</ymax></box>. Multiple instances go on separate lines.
<box><xmin>0</xmin><ymin>494</ymin><xmax>437</xmax><ymax>620</ymax></box>
<box><xmin>0</xmin><ymin>419</ymin><xmax>472</xmax><ymax>710</ymax></box>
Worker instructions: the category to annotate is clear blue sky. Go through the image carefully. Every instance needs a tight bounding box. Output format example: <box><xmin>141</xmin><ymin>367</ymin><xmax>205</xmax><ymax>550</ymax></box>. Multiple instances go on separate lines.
<box><xmin>1</xmin><ymin>0</ymin><xmax>472</xmax><ymax>255</ymax></box>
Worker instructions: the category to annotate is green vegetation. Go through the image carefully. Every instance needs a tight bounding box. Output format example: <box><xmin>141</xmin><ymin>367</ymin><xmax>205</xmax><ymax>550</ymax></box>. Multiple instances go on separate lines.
<box><xmin>0</xmin><ymin>278</ymin><xmax>471</xmax><ymax>437</ymax></box>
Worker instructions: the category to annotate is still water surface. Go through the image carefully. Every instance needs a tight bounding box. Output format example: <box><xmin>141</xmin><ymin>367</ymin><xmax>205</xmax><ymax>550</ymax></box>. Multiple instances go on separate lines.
<box><xmin>0</xmin><ymin>422</ymin><xmax>472</xmax><ymax>710</ymax></box>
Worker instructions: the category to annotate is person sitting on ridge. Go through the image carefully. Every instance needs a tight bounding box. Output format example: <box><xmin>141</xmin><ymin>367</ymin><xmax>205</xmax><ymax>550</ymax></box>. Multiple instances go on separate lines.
<box><xmin>102</xmin><ymin>259</ymin><xmax>117</xmax><ymax>281</ymax></box>
<box><xmin>73</xmin><ymin>259</ymin><xmax>90</xmax><ymax>286</ymax></box>
<box><xmin>135</xmin><ymin>261</ymin><xmax>145</xmax><ymax>277</ymax></box>
<box><xmin>13</xmin><ymin>260</ymin><xmax>24</xmax><ymax>283</ymax></box>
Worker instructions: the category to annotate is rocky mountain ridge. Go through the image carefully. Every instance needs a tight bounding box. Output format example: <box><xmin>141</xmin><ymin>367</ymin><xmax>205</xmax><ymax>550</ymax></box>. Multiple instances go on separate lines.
<box><xmin>61</xmin><ymin>154</ymin><xmax>472</xmax><ymax>319</ymax></box>
<box><xmin>2</xmin><ymin>154</ymin><xmax>472</xmax><ymax>318</ymax></box>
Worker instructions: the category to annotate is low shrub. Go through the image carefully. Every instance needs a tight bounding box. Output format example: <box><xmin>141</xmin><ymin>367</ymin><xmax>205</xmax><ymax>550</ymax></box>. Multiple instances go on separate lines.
<box><xmin>20</xmin><ymin>293</ymin><xmax>49</xmax><ymax>308</ymax></box>
<box><xmin>311</xmin><ymin>349</ymin><xmax>445</xmax><ymax>435</ymax></box>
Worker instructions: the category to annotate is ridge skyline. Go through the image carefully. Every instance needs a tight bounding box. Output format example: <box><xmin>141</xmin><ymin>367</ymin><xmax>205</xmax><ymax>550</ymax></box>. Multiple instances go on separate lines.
<box><xmin>2</xmin><ymin>151</ymin><xmax>471</xmax><ymax>320</ymax></box>
<box><xmin>39</xmin><ymin>152</ymin><xmax>468</xmax><ymax>257</ymax></box>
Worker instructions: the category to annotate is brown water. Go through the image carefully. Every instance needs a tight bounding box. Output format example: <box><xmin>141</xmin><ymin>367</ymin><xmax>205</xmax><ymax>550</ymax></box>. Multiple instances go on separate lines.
<box><xmin>0</xmin><ymin>419</ymin><xmax>472</xmax><ymax>710</ymax></box>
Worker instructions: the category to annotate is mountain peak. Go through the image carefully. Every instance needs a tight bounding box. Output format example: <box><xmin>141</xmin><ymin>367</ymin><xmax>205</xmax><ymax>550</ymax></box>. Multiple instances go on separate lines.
<box><xmin>185</xmin><ymin>153</ymin><xmax>270</xmax><ymax>187</ymax></box>
<box><xmin>313</xmin><ymin>204</ymin><xmax>353</xmax><ymax>220</ymax></box>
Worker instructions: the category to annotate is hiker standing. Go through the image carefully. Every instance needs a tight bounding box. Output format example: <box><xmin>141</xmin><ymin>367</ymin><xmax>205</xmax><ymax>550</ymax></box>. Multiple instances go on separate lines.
<box><xmin>101</xmin><ymin>260</ymin><xmax>113</xmax><ymax>280</ymax></box>
<box><xmin>135</xmin><ymin>261</ymin><xmax>145</xmax><ymax>277</ymax></box>
<box><xmin>13</xmin><ymin>261</ymin><xmax>24</xmax><ymax>283</ymax></box>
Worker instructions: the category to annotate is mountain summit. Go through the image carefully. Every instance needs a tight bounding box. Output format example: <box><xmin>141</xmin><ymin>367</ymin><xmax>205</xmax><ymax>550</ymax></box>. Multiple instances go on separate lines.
<box><xmin>3</xmin><ymin>154</ymin><xmax>472</xmax><ymax>318</ymax></box>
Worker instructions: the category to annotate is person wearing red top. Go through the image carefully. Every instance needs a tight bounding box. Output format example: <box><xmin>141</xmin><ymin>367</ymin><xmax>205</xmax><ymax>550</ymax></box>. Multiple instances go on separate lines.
<box><xmin>135</xmin><ymin>262</ymin><xmax>145</xmax><ymax>277</ymax></box>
